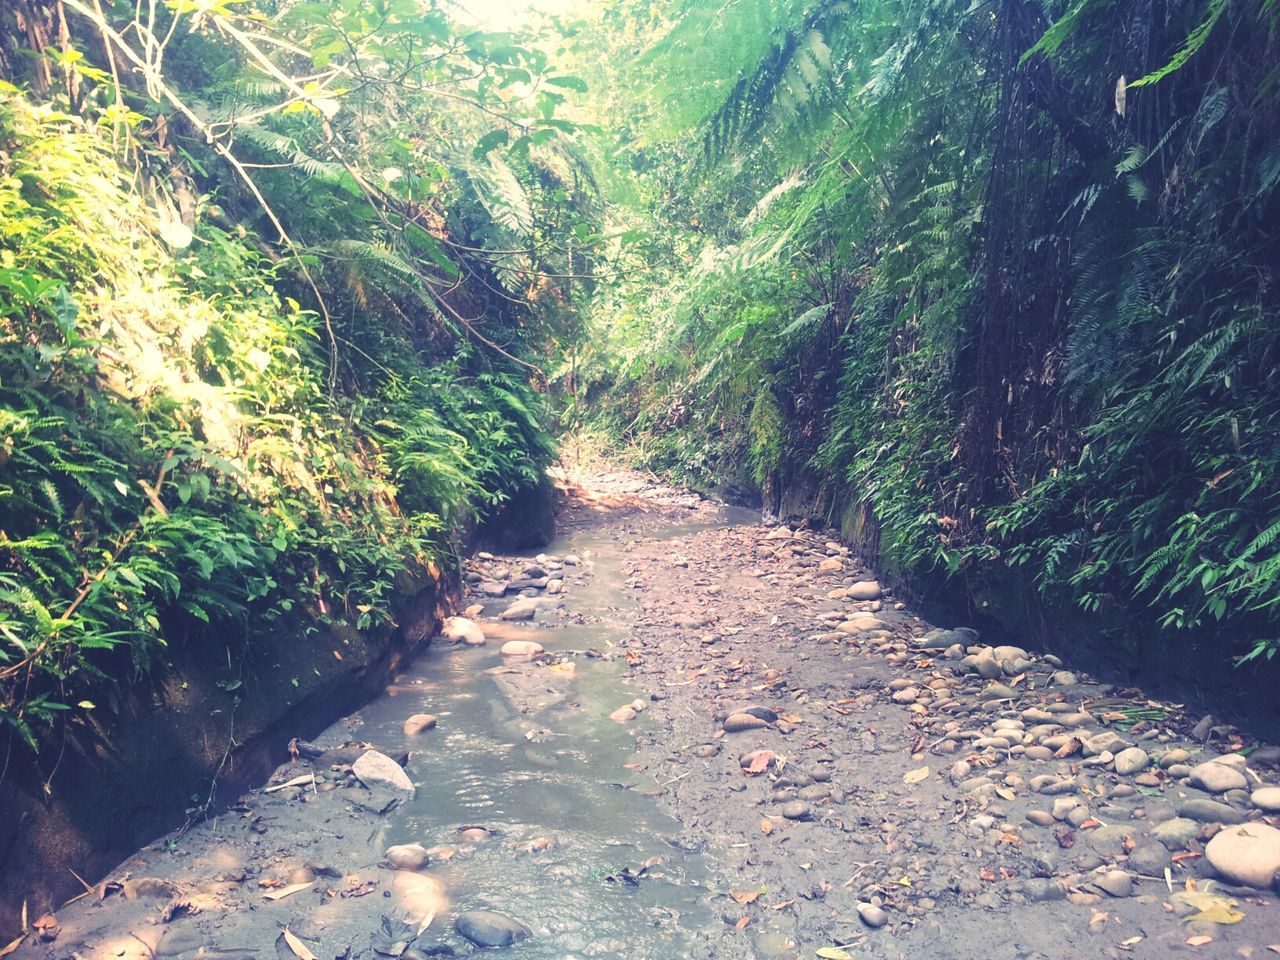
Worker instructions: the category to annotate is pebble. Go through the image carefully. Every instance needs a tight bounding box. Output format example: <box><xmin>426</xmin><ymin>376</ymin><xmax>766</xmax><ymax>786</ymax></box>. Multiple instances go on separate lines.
<box><xmin>384</xmin><ymin>843</ymin><xmax>430</xmax><ymax>870</ymax></box>
<box><xmin>1092</xmin><ymin>870</ymin><xmax>1133</xmax><ymax>897</ymax></box>
<box><xmin>500</xmin><ymin>640</ymin><xmax>544</xmax><ymax>656</ymax></box>
<box><xmin>610</xmin><ymin>705</ymin><xmax>637</xmax><ymax>722</ymax></box>
<box><xmin>1205</xmin><ymin>822</ymin><xmax>1280</xmax><ymax>888</ymax></box>
<box><xmin>723</xmin><ymin>713</ymin><xmax>769</xmax><ymax>732</ymax></box>
<box><xmin>856</xmin><ymin>902</ymin><xmax>888</xmax><ymax>928</ymax></box>
<box><xmin>1152</xmin><ymin>817</ymin><xmax>1199</xmax><ymax>850</ymax></box>
<box><xmin>1177</xmin><ymin>797</ymin><xmax>1245</xmax><ymax>824</ymax></box>
<box><xmin>1025</xmin><ymin>811</ymin><xmax>1055</xmax><ymax>826</ymax></box>
<box><xmin>403</xmin><ymin>714</ymin><xmax>437</xmax><ymax>735</ymax></box>
<box><xmin>780</xmin><ymin>800</ymin><xmax>811</xmax><ymax>820</ymax></box>
<box><xmin>1251</xmin><ymin>786</ymin><xmax>1280</xmax><ymax>812</ymax></box>
<box><xmin>1112</xmin><ymin>747</ymin><xmax>1149</xmax><ymax>775</ymax></box>
<box><xmin>1188</xmin><ymin>759</ymin><xmax>1249</xmax><ymax>794</ymax></box>
<box><xmin>1159</xmin><ymin>748</ymin><xmax>1192</xmax><ymax>768</ymax></box>
<box><xmin>455</xmin><ymin>910</ymin><xmax>532</xmax><ymax>948</ymax></box>
<box><xmin>1128</xmin><ymin>839</ymin><xmax>1171</xmax><ymax>876</ymax></box>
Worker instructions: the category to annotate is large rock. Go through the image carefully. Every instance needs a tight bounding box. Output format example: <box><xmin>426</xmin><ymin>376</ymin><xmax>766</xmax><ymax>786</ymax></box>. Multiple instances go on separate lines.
<box><xmin>1177</xmin><ymin>797</ymin><xmax>1244</xmax><ymax>824</ymax></box>
<box><xmin>352</xmin><ymin>749</ymin><xmax>414</xmax><ymax>812</ymax></box>
<box><xmin>1113</xmin><ymin>747</ymin><xmax>1150</xmax><ymax>776</ymax></box>
<box><xmin>1252</xmin><ymin>787</ymin><xmax>1280</xmax><ymax>812</ymax></box>
<box><xmin>455</xmin><ymin>910</ymin><xmax>532</xmax><ymax>948</ymax></box>
<box><xmin>1205</xmin><ymin>823</ymin><xmax>1280</xmax><ymax>888</ymax></box>
<box><xmin>500</xmin><ymin>640</ymin><xmax>544</xmax><ymax>657</ymax></box>
<box><xmin>384</xmin><ymin>843</ymin><xmax>431</xmax><ymax>870</ymax></box>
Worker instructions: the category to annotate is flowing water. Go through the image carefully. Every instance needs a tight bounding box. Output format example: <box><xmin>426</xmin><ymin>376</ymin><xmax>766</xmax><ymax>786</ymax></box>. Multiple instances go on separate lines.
<box><xmin>329</xmin><ymin>510</ymin><xmax>746</xmax><ymax>957</ymax></box>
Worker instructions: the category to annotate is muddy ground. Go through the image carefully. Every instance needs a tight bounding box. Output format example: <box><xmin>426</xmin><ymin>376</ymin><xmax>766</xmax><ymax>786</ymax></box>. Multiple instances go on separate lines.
<box><xmin>10</xmin><ymin>468</ymin><xmax>1280</xmax><ymax>960</ymax></box>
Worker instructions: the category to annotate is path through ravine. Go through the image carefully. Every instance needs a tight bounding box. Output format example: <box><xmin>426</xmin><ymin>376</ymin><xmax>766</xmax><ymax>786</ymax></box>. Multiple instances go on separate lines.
<box><xmin>20</xmin><ymin>468</ymin><xmax>1280</xmax><ymax>960</ymax></box>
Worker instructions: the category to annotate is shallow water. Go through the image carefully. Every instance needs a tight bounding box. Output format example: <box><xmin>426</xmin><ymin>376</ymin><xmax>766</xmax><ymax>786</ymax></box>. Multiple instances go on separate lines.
<box><xmin>329</xmin><ymin>509</ymin><xmax>748</xmax><ymax>957</ymax></box>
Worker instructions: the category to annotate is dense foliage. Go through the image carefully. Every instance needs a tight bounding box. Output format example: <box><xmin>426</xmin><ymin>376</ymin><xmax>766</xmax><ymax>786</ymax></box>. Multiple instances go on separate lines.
<box><xmin>0</xmin><ymin>0</ymin><xmax>598</xmax><ymax>751</ymax></box>
<box><xmin>575</xmin><ymin>0</ymin><xmax>1280</xmax><ymax>670</ymax></box>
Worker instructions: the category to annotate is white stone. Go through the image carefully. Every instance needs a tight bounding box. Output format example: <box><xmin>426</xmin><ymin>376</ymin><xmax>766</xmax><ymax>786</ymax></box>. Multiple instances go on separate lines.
<box><xmin>500</xmin><ymin>640</ymin><xmax>544</xmax><ymax>656</ymax></box>
<box><xmin>1205</xmin><ymin>822</ymin><xmax>1280</xmax><ymax>888</ymax></box>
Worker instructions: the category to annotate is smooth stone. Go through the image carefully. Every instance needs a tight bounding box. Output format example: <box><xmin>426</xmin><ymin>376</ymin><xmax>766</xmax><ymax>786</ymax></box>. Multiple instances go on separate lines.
<box><xmin>891</xmin><ymin>687</ymin><xmax>919</xmax><ymax>704</ymax></box>
<box><xmin>455</xmin><ymin>910</ymin><xmax>532</xmax><ymax>948</ymax></box>
<box><xmin>693</xmin><ymin>744</ymin><xmax>720</xmax><ymax>759</ymax></box>
<box><xmin>856</xmin><ymin>902</ymin><xmax>888</xmax><ymax>928</ymax></box>
<box><xmin>500</xmin><ymin>598</ymin><xmax>540</xmax><ymax>621</ymax></box>
<box><xmin>1113</xmin><ymin>747</ymin><xmax>1150</xmax><ymax>775</ymax></box>
<box><xmin>1251</xmin><ymin>787</ymin><xmax>1280</xmax><ymax>812</ymax></box>
<box><xmin>1159</xmin><ymin>749</ymin><xmax>1192</xmax><ymax>768</ymax></box>
<box><xmin>403</xmin><ymin>714</ymin><xmax>437</xmax><ymax>735</ymax></box>
<box><xmin>847</xmin><ymin>580</ymin><xmax>883</xmax><ymax>601</ymax></box>
<box><xmin>1128</xmin><ymin>840</ymin><xmax>1172</xmax><ymax>876</ymax></box>
<box><xmin>1050</xmin><ymin>671</ymin><xmax>1077</xmax><ymax>685</ymax></box>
<box><xmin>723</xmin><ymin>713</ymin><xmax>769</xmax><ymax>732</ymax></box>
<box><xmin>1093</xmin><ymin>870</ymin><xmax>1133</xmax><ymax>897</ymax></box>
<box><xmin>610</xmin><ymin>705</ymin><xmax>637</xmax><ymax>722</ymax></box>
<box><xmin>1082</xmin><ymin>732</ymin><xmax>1128</xmax><ymax>757</ymax></box>
<box><xmin>1024</xmin><ymin>746</ymin><xmax>1054</xmax><ymax>761</ymax></box>
<box><xmin>973</xmin><ymin>651</ymin><xmax>1002</xmax><ymax>680</ymax></box>
<box><xmin>1205</xmin><ymin>822</ymin><xmax>1280</xmax><ymax>888</ymax></box>
<box><xmin>1152</xmin><ymin>818</ymin><xmax>1199</xmax><ymax>850</ymax></box>
<box><xmin>500</xmin><ymin>640</ymin><xmax>544</xmax><ymax>656</ymax></box>
<box><xmin>1052</xmin><ymin>797</ymin><xmax>1082</xmax><ymax>820</ymax></box>
<box><xmin>780</xmin><ymin>800</ymin><xmax>811</xmax><ymax>820</ymax></box>
<box><xmin>1025</xmin><ymin>811</ymin><xmax>1055</xmax><ymax>826</ymax></box>
<box><xmin>1188</xmin><ymin>760</ymin><xmax>1249</xmax><ymax>794</ymax></box>
<box><xmin>1177</xmin><ymin>797</ymin><xmax>1245</xmax><ymax>824</ymax></box>
<box><xmin>384</xmin><ymin>843</ymin><xmax>430</xmax><ymax>870</ymax></box>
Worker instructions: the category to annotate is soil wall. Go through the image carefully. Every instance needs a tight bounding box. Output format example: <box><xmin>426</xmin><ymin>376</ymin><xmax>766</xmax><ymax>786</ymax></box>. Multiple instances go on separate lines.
<box><xmin>0</xmin><ymin>569</ymin><xmax>453</xmax><ymax>937</ymax></box>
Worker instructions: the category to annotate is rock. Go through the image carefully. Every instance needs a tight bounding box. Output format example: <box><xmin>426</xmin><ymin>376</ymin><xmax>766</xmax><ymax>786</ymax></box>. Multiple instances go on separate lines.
<box><xmin>1128</xmin><ymin>840</ymin><xmax>1171</xmax><ymax>876</ymax></box>
<box><xmin>723</xmin><ymin>713</ymin><xmax>769</xmax><ymax>733</ymax></box>
<box><xmin>856</xmin><ymin>903</ymin><xmax>888</xmax><ymax>928</ymax></box>
<box><xmin>442</xmin><ymin>616</ymin><xmax>485</xmax><ymax>646</ymax></box>
<box><xmin>1158</xmin><ymin>749</ymin><xmax>1192</xmax><ymax>768</ymax></box>
<box><xmin>1113</xmin><ymin>747</ymin><xmax>1150</xmax><ymax>776</ymax></box>
<box><xmin>1052</xmin><ymin>797</ymin><xmax>1082</xmax><ymax>821</ymax></box>
<box><xmin>455</xmin><ymin>910</ymin><xmax>532</xmax><ymax>948</ymax></box>
<box><xmin>1177</xmin><ymin>797</ymin><xmax>1245</xmax><ymax>824</ymax></box>
<box><xmin>1093</xmin><ymin>870</ymin><xmax>1134</xmax><ymax>897</ymax></box>
<box><xmin>817</xmin><ymin>557</ymin><xmax>844</xmax><ymax>572</ymax></box>
<box><xmin>991</xmin><ymin>645</ymin><xmax>1029</xmax><ymax>665</ymax></box>
<box><xmin>1205</xmin><ymin>823</ymin><xmax>1280</xmax><ymax>888</ymax></box>
<box><xmin>1251</xmin><ymin>787</ymin><xmax>1280</xmax><ymax>812</ymax></box>
<box><xmin>384</xmin><ymin>843</ymin><xmax>430</xmax><ymax>870</ymax></box>
<box><xmin>727</xmin><ymin>704</ymin><xmax>778</xmax><ymax>723</ymax></box>
<box><xmin>1026</xmin><ymin>811</ymin><xmax>1055</xmax><ymax>827</ymax></box>
<box><xmin>1049</xmin><ymin>671</ymin><xmax>1077</xmax><ymax>686</ymax></box>
<box><xmin>403</xmin><ymin>714</ymin><xmax>437</xmax><ymax>735</ymax></box>
<box><xmin>1082</xmin><ymin>732</ymin><xmax>1128</xmax><ymax>757</ymax></box>
<box><xmin>973</xmin><ymin>650</ymin><xmax>1002</xmax><ymax>680</ymax></box>
<box><xmin>891</xmin><ymin>687</ymin><xmax>919</xmax><ymax>704</ymax></box>
<box><xmin>352</xmin><ymin>750</ymin><xmax>414</xmax><ymax>811</ymax></box>
<box><xmin>780</xmin><ymin>800</ymin><xmax>811</xmax><ymax>820</ymax></box>
<box><xmin>500</xmin><ymin>598</ymin><xmax>540</xmax><ymax>621</ymax></box>
<box><xmin>847</xmin><ymin>580</ymin><xmax>882</xmax><ymax>601</ymax></box>
<box><xmin>1152</xmin><ymin>818</ymin><xmax>1200</xmax><ymax>850</ymax></box>
<box><xmin>1188</xmin><ymin>760</ymin><xmax>1249</xmax><ymax>794</ymax></box>
<box><xmin>479</xmin><ymin>580</ymin><xmax>508</xmax><ymax>597</ymax></box>
<box><xmin>610</xmin><ymin>705</ymin><xmax>637</xmax><ymax>722</ymax></box>
<box><xmin>500</xmin><ymin>640</ymin><xmax>544</xmax><ymax>656</ymax></box>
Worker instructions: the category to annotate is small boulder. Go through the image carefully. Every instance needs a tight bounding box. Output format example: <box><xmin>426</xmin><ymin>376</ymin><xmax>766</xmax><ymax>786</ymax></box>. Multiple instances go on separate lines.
<box><xmin>500</xmin><ymin>640</ymin><xmax>544</xmax><ymax>657</ymax></box>
<box><xmin>403</xmin><ymin>714</ymin><xmax>437</xmax><ymax>735</ymax></box>
<box><xmin>384</xmin><ymin>843</ymin><xmax>430</xmax><ymax>871</ymax></box>
<box><xmin>1188</xmin><ymin>759</ymin><xmax>1249</xmax><ymax>794</ymax></box>
<box><xmin>455</xmin><ymin>910</ymin><xmax>532</xmax><ymax>948</ymax></box>
<box><xmin>1205</xmin><ymin>822</ymin><xmax>1280</xmax><ymax>889</ymax></box>
<box><xmin>846</xmin><ymin>580</ymin><xmax>882</xmax><ymax>601</ymax></box>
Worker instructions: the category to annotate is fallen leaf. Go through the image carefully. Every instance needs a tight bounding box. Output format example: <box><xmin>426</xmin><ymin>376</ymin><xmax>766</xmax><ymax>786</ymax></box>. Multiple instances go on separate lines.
<box><xmin>1186</xmin><ymin>935</ymin><xmax>1214</xmax><ymax>947</ymax></box>
<box><xmin>1054</xmin><ymin>737</ymin><xmax>1082</xmax><ymax>758</ymax></box>
<box><xmin>263</xmin><ymin>881</ymin><xmax>314</xmax><ymax>901</ymax></box>
<box><xmin>282</xmin><ymin>928</ymin><xmax>317</xmax><ymax>960</ymax></box>
<box><xmin>815</xmin><ymin>949</ymin><xmax>855</xmax><ymax>960</ymax></box>
<box><xmin>1080</xmin><ymin>818</ymin><xmax>1101</xmax><ymax>830</ymax></box>
<box><xmin>747</xmin><ymin>752</ymin><xmax>775</xmax><ymax>775</ymax></box>
<box><xmin>760</xmin><ymin>819</ymin><xmax>774</xmax><ymax>835</ymax></box>
<box><xmin>1171</xmin><ymin>851</ymin><xmax>1202</xmax><ymax>863</ymax></box>
<box><xmin>735</xmin><ymin>916</ymin><xmax>750</xmax><ymax>929</ymax></box>
<box><xmin>1266</xmin><ymin>946</ymin><xmax>1280</xmax><ymax>954</ymax></box>
<box><xmin>979</xmin><ymin>868</ymin><xmax>996</xmax><ymax>882</ymax></box>
<box><xmin>768</xmin><ymin>899</ymin><xmax>794</xmax><ymax>910</ymax></box>
<box><xmin>1186</xmin><ymin>903</ymin><xmax>1244</xmax><ymax>925</ymax></box>
<box><xmin>0</xmin><ymin>935</ymin><xmax>24</xmax><ymax>958</ymax></box>
<box><xmin>903</xmin><ymin>766</ymin><xmax>930</xmax><ymax>784</ymax></box>
<box><xmin>995</xmin><ymin>787</ymin><xmax>1016</xmax><ymax>801</ymax></box>
<box><xmin>1119</xmin><ymin>936</ymin><xmax>1143</xmax><ymax>947</ymax></box>
<box><xmin>730</xmin><ymin>890</ymin><xmax>759</xmax><ymax>905</ymax></box>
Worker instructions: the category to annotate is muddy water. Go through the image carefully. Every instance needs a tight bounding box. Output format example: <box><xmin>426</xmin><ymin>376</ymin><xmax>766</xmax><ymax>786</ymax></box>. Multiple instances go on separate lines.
<box><xmin>337</xmin><ymin>514</ymin><xmax>742</xmax><ymax>956</ymax></box>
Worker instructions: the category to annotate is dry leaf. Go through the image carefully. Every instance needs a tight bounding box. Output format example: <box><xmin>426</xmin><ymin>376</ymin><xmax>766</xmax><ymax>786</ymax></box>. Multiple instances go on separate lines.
<box><xmin>815</xmin><ymin>949</ymin><xmax>855</xmax><ymax>960</ymax></box>
<box><xmin>1186</xmin><ymin>935</ymin><xmax>1214</xmax><ymax>947</ymax></box>
<box><xmin>995</xmin><ymin>787</ymin><xmax>1016</xmax><ymax>801</ymax></box>
<box><xmin>282</xmin><ymin>928</ymin><xmax>317</xmax><ymax>960</ymax></box>
<box><xmin>0</xmin><ymin>935</ymin><xmax>24</xmax><ymax>958</ymax></box>
<box><xmin>1187</xmin><ymin>903</ymin><xmax>1244</xmax><ymax>925</ymax></box>
<box><xmin>760</xmin><ymin>819</ymin><xmax>774</xmax><ymax>835</ymax></box>
<box><xmin>1265</xmin><ymin>946</ymin><xmax>1280</xmax><ymax>954</ymax></box>
<box><xmin>902</xmin><ymin>766</ymin><xmax>929</xmax><ymax>784</ymax></box>
<box><xmin>1054</xmin><ymin>737</ymin><xmax>1082</xmax><ymax>758</ymax></box>
<box><xmin>735</xmin><ymin>916</ymin><xmax>750</xmax><ymax>930</ymax></box>
<box><xmin>1119</xmin><ymin>936</ymin><xmax>1143</xmax><ymax>947</ymax></box>
<box><xmin>980</xmin><ymin>868</ymin><xmax>996</xmax><ymax>882</ymax></box>
<box><xmin>730</xmin><ymin>890</ymin><xmax>759</xmax><ymax>905</ymax></box>
<box><xmin>1080</xmin><ymin>818</ymin><xmax>1101</xmax><ymax>830</ymax></box>
<box><xmin>263</xmin><ymin>881</ymin><xmax>314</xmax><ymax>901</ymax></box>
